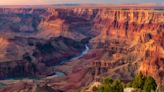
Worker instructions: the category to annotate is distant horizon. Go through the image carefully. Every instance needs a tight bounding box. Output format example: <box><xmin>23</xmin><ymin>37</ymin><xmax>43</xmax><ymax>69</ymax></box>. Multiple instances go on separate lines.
<box><xmin>0</xmin><ymin>3</ymin><xmax>163</xmax><ymax>9</ymax></box>
<box><xmin>0</xmin><ymin>0</ymin><xmax>163</xmax><ymax>5</ymax></box>
<box><xmin>0</xmin><ymin>3</ymin><xmax>163</xmax><ymax>6</ymax></box>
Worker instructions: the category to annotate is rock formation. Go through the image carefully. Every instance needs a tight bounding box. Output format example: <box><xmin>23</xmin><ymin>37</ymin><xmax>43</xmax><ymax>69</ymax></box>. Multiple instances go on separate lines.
<box><xmin>0</xmin><ymin>7</ymin><xmax>163</xmax><ymax>91</ymax></box>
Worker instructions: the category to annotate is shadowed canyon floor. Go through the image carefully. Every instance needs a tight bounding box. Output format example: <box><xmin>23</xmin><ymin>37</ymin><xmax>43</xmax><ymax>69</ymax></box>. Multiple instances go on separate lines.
<box><xmin>0</xmin><ymin>7</ymin><xmax>163</xmax><ymax>92</ymax></box>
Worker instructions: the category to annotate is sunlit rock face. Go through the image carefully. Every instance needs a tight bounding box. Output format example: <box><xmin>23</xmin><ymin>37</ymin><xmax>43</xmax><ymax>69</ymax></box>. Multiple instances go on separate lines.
<box><xmin>91</xmin><ymin>9</ymin><xmax>164</xmax><ymax>46</ymax></box>
<box><xmin>37</xmin><ymin>8</ymin><xmax>97</xmax><ymax>40</ymax></box>
<box><xmin>0</xmin><ymin>37</ymin><xmax>9</xmax><ymax>61</ymax></box>
<box><xmin>0</xmin><ymin>37</ymin><xmax>28</xmax><ymax>62</ymax></box>
<box><xmin>0</xmin><ymin>8</ymin><xmax>95</xmax><ymax>63</ymax></box>
<box><xmin>0</xmin><ymin>8</ymin><xmax>96</xmax><ymax>40</ymax></box>
<box><xmin>0</xmin><ymin>8</ymin><xmax>163</xmax><ymax>88</ymax></box>
<box><xmin>139</xmin><ymin>32</ymin><xmax>164</xmax><ymax>85</ymax></box>
<box><xmin>90</xmin><ymin>9</ymin><xmax>164</xmax><ymax>85</ymax></box>
<box><xmin>0</xmin><ymin>8</ymin><xmax>92</xmax><ymax>79</ymax></box>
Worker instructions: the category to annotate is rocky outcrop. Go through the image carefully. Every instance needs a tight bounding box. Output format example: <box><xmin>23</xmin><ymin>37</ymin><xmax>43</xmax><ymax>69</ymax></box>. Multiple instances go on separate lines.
<box><xmin>90</xmin><ymin>9</ymin><xmax>164</xmax><ymax>85</ymax></box>
<box><xmin>0</xmin><ymin>8</ymin><xmax>95</xmax><ymax>40</ymax></box>
<box><xmin>0</xmin><ymin>37</ymin><xmax>9</xmax><ymax>61</ymax></box>
<box><xmin>32</xmin><ymin>36</ymin><xmax>86</xmax><ymax>66</ymax></box>
<box><xmin>91</xmin><ymin>9</ymin><xmax>164</xmax><ymax>47</ymax></box>
<box><xmin>0</xmin><ymin>7</ymin><xmax>163</xmax><ymax>91</ymax></box>
<box><xmin>0</xmin><ymin>80</ymin><xmax>63</xmax><ymax>92</ymax></box>
<box><xmin>0</xmin><ymin>36</ymin><xmax>86</xmax><ymax>79</ymax></box>
<box><xmin>0</xmin><ymin>60</ymin><xmax>38</xmax><ymax>79</ymax></box>
<box><xmin>139</xmin><ymin>31</ymin><xmax>164</xmax><ymax>85</ymax></box>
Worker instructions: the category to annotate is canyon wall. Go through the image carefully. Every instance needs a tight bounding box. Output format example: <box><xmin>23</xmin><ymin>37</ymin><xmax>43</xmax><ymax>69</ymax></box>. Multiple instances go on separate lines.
<box><xmin>91</xmin><ymin>9</ymin><xmax>163</xmax><ymax>44</ymax></box>
<box><xmin>90</xmin><ymin>9</ymin><xmax>164</xmax><ymax>85</ymax></box>
<box><xmin>0</xmin><ymin>8</ymin><xmax>163</xmax><ymax>86</ymax></box>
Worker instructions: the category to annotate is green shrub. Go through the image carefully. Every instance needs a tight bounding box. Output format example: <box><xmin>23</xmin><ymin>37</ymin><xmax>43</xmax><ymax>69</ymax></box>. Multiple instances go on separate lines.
<box><xmin>98</xmin><ymin>78</ymin><xmax>123</xmax><ymax>92</ymax></box>
<box><xmin>98</xmin><ymin>73</ymin><xmax>157</xmax><ymax>92</ymax></box>
<box><xmin>143</xmin><ymin>76</ymin><xmax>157</xmax><ymax>92</ymax></box>
<box><xmin>132</xmin><ymin>72</ymin><xmax>145</xmax><ymax>89</ymax></box>
<box><xmin>103</xmin><ymin>77</ymin><xmax>113</xmax><ymax>84</ymax></box>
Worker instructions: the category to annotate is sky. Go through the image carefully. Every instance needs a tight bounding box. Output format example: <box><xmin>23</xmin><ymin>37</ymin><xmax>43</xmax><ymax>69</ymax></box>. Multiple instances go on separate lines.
<box><xmin>0</xmin><ymin>0</ymin><xmax>163</xmax><ymax>5</ymax></box>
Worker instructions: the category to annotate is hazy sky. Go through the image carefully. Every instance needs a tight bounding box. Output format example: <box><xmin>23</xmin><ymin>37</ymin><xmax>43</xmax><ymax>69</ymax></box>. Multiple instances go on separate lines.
<box><xmin>0</xmin><ymin>0</ymin><xmax>163</xmax><ymax>5</ymax></box>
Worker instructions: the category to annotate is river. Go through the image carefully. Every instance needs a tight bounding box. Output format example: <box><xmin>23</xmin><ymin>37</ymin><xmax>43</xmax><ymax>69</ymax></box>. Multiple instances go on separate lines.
<box><xmin>50</xmin><ymin>44</ymin><xmax>90</xmax><ymax>78</ymax></box>
<box><xmin>0</xmin><ymin>83</ymin><xmax>6</xmax><ymax>88</ymax></box>
<box><xmin>70</xmin><ymin>45</ymin><xmax>89</xmax><ymax>61</ymax></box>
<box><xmin>0</xmin><ymin>44</ymin><xmax>90</xmax><ymax>80</ymax></box>
<box><xmin>59</xmin><ymin>44</ymin><xmax>90</xmax><ymax>65</ymax></box>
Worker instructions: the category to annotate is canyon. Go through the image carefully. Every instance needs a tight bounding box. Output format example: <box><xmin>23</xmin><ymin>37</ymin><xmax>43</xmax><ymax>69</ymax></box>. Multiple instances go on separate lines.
<box><xmin>0</xmin><ymin>7</ymin><xmax>163</xmax><ymax>92</ymax></box>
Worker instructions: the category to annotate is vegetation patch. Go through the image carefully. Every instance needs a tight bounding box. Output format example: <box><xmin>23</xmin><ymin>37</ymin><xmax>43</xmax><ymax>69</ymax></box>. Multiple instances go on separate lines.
<box><xmin>92</xmin><ymin>73</ymin><xmax>157</xmax><ymax>92</ymax></box>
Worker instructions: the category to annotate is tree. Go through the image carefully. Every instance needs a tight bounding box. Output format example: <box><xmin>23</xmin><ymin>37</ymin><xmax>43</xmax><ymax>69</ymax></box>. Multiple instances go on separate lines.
<box><xmin>143</xmin><ymin>76</ymin><xmax>157</xmax><ymax>92</ymax></box>
<box><xmin>132</xmin><ymin>72</ymin><xmax>145</xmax><ymax>89</ymax></box>
<box><xmin>99</xmin><ymin>77</ymin><xmax>124</xmax><ymax>92</ymax></box>
<box><xmin>98</xmin><ymin>85</ymin><xmax>104</xmax><ymax>92</ymax></box>
<box><xmin>99</xmin><ymin>77</ymin><xmax>115</xmax><ymax>92</ymax></box>
<box><xmin>98</xmin><ymin>84</ymin><xmax>112</xmax><ymax>92</ymax></box>
<box><xmin>104</xmin><ymin>85</ymin><xmax>112</xmax><ymax>92</ymax></box>
<box><xmin>112</xmin><ymin>80</ymin><xmax>123</xmax><ymax>92</ymax></box>
<box><xmin>103</xmin><ymin>77</ymin><xmax>113</xmax><ymax>84</ymax></box>
<box><xmin>126</xmin><ymin>82</ymin><xmax>133</xmax><ymax>87</ymax></box>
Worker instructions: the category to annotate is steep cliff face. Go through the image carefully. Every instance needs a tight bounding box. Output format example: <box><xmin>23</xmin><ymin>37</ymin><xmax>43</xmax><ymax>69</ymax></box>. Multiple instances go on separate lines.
<box><xmin>0</xmin><ymin>80</ymin><xmax>63</xmax><ymax>92</ymax></box>
<box><xmin>0</xmin><ymin>37</ymin><xmax>9</xmax><ymax>61</ymax></box>
<box><xmin>0</xmin><ymin>8</ymin><xmax>96</xmax><ymax>41</ymax></box>
<box><xmin>0</xmin><ymin>10</ymin><xmax>41</xmax><ymax>33</ymax></box>
<box><xmin>139</xmin><ymin>31</ymin><xmax>164</xmax><ymax>85</ymax></box>
<box><xmin>0</xmin><ymin>60</ymin><xmax>39</xmax><ymax>79</ymax></box>
<box><xmin>0</xmin><ymin>8</ymin><xmax>92</xmax><ymax>79</ymax></box>
<box><xmin>37</xmin><ymin>8</ymin><xmax>97</xmax><ymax>40</ymax></box>
<box><xmin>0</xmin><ymin>8</ymin><xmax>163</xmax><ymax>90</ymax></box>
<box><xmin>0</xmin><ymin>36</ymin><xmax>86</xmax><ymax>79</ymax></box>
<box><xmin>91</xmin><ymin>9</ymin><xmax>163</xmax><ymax>45</ymax></box>
<box><xmin>0</xmin><ymin>37</ymin><xmax>30</xmax><ymax>62</ymax></box>
<box><xmin>32</xmin><ymin>36</ymin><xmax>86</xmax><ymax>66</ymax></box>
<box><xmin>90</xmin><ymin>9</ymin><xmax>164</xmax><ymax>85</ymax></box>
